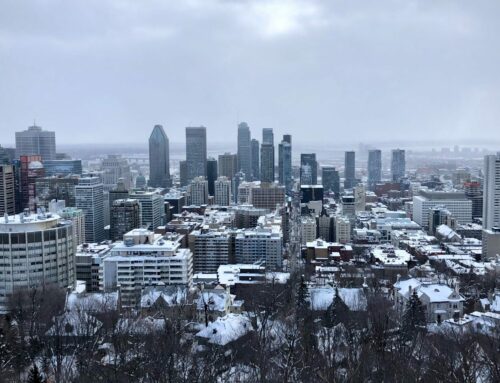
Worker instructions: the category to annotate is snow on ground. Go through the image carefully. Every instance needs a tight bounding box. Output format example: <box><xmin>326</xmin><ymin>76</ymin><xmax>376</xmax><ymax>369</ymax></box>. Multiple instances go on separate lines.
<box><xmin>309</xmin><ymin>287</ymin><xmax>367</xmax><ymax>311</ymax></box>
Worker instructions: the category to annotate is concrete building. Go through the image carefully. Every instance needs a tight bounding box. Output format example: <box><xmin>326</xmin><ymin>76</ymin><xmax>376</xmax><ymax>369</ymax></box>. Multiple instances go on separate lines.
<box><xmin>148</xmin><ymin>124</ymin><xmax>171</xmax><ymax>188</ymax></box>
<box><xmin>413</xmin><ymin>190</ymin><xmax>472</xmax><ymax>228</ymax></box>
<box><xmin>214</xmin><ymin>177</ymin><xmax>231</xmax><ymax>206</ymax></box>
<box><xmin>218</xmin><ymin>153</ymin><xmax>238</xmax><ymax>180</ymax></box>
<box><xmin>189</xmin><ymin>229</ymin><xmax>231</xmax><ymax>273</ymax></box>
<box><xmin>0</xmin><ymin>165</ymin><xmax>15</xmax><ymax>216</ymax></box>
<box><xmin>368</xmin><ymin>149</ymin><xmax>382</xmax><ymax>191</ymax></box>
<box><xmin>101</xmin><ymin>155</ymin><xmax>131</xmax><ymax>191</ymax></box>
<box><xmin>249</xmin><ymin>183</ymin><xmax>285</xmax><ymax>211</ymax></box>
<box><xmin>75</xmin><ymin>177</ymin><xmax>105</xmax><ymax>243</ymax></box>
<box><xmin>58</xmin><ymin>207</ymin><xmax>86</xmax><ymax>246</ymax></box>
<box><xmin>75</xmin><ymin>243</ymin><xmax>110</xmax><ymax>292</ymax></box>
<box><xmin>482</xmin><ymin>227</ymin><xmax>500</xmax><ymax>260</ymax></box>
<box><xmin>233</xmin><ymin>205</ymin><xmax>268</xmax><ymax>229</ymax></box>
<box><xmin>235</xmin><ymin>227</ymin><xmax>282</xmax><ymax>269</ymax></box>
<box><xmin>237</xmin><ymin>122</ymin><xmax>252</xmax><ymax>181</ymax></box>
<box><xmin>15</xmin><ymin>125</ymin><xmax>56</xmax><ymax>161</ymax></box>
<box><xmin>341</xmin><ymin>195</ymin><xmax>356</xmax><ymax>218</ymax></box>
<box><xmin>186</xmin><ymin>127</ymin><xmax>207</xmax><ymax>182</ymax></box>
<box><xmin>301</xmin><ymin>216</ymin><xmax>317</xmax><ymax>245</ymax></box>
<box><xmin>129</xmin><ymin>190</ymin><xmax>165</xmax><ymax>230</ymax></box>
<box><xmin>354</xmin><ymin>184</ymin><xmax>366</xmax><ymax>212</ymax></box>
<box><xmin>0</xmin><ymin>212</ymin><xmax>75</xmax><ymax>312</ymax></box>
<box><xmin>110</xmin><ymin>199</ymin><xmax>142</xmax><ymax>241</ymax></box>
<box><xmin>483</xmin><ymin>153</ymin><xmax>500</xmax><ymax>230</ymax></box>
<box><xmin>188</xmin><ymin>177</ymin><xmax>209</xmax><ymax>206</ymax></box>
<box><xmin>100</xmin><ymin>229</ymin><xmax>193</xmax><ymax>308</ymax></box>
<box><xmin>391</xmin><ymin>149</ymin><xmax>406</xmax><ymax>182</ymax></box>
<box><xmin>335</xmin><ymin>216</ymin><xmax>351</xmax><ymax>244</ymax></box>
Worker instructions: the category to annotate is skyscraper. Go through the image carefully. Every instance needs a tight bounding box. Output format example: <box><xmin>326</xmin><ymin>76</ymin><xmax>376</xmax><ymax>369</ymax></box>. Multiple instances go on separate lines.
<box><xmin>278</xmin><ymin>135</ymin><xmax>292</xmax><ymax>192</ymax></box>
<box><xmin>188</xmin><ymin>177</ymin><xmax>209</xmax><ymax>205</ymax></box>
<box><xmin>206</xmin><ymin>157</ymin><xmax>218</xmax><ymax>196</ymax></box>
<box><xmin>237</xmin><ymin>122</ymin><xmax>252</xmax><ymax>181</ymax></box>
<box><xmin>75</xmin><ymin>177</ymin><xmax>105</xmax><ymax>243</ymax></box>
<box><xmin>149</xmin><ymin>125</ymin><xmax>171</xmax><ymax>188</ymax></box>
<box><xmin>18</xmin><ymin>155</ymin><xmax>45</xmax><ymax>211</ymax></box>
<box><xmin>0</xmin><ymin>165</ymin><xmax>15</xmax><ymax>216</ymax></box>
<box><xmin>186</xmin><ymin>126</ymin><xmax>207</xmax><ymax>182</ymax></box>
<box><xmin>218</xmin><ymin>153</ymin><xmax>238</xmax><ymax>179</ymax></box>
<box><xmin>260</xmin><ymin>128</ymin><xmax>275</xmax><ymax>183</ymax></box>
<box><xmin>129</xmin><ymin>190</ymin><xmax>165</xmax><ymax>230</ymax></box>
<box><xmin>102</xmin><ymin>155</ymin><xmax>131</xmax><ymax>191</ymax></box>
<box><xmin>15</xmin><ymin>125</ymin><xmax>56</xmax><ymax>161</ymax></box>
<box><xmin>322</xmin><ymin>166</ymin><xmax>340</xmax><ymax>198</ymax></box>
<box><xmin>251</xmin><ymin>138</ymin><xmax>260</xmax><ymax>181</ymax></box>
<box><xmin>367</xmin><ymin>149</ymin><xmax>382</xmax><ymax>191</ymax></box>
<box><xmin>483</xmin><ymin>153</ymin><xmax>500</xmax><ymax>230</ymax></box>
<box><xmin>179</xmin><ymin>160</ymin><xmax>188</xmax><ymax>187</ymax></box>
<box><xmin>391</xmin><ymin>149</ymin><xmax>406</xmax><ymax>182</ymax></box>
<box><xmin>214</xmin><ymin>176</ymin><xmax>231</xmax><ymax>206</ymax></box>
<box><xmin>110</xmin><ymin>199</ymin><xmax>142</xmax><ymax>241</ymax></box>
<box><xmin>344</xmin><ymin>151</ymin><xmax>356</xmax><ymax>189</ymax></box>
<box><xmin>300</xmin><ymin>153</ymin><xmax>317</xmax><ymax>185</ymax></box>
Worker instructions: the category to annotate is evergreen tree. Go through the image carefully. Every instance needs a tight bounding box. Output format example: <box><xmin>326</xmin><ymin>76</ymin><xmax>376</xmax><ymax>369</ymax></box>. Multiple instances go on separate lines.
<box><xmin>27</xmin><ymin>364</ymin><xmax>45</xmax><ymax>383</ymax></box>
<box><xmin>324</xmin><ymin>288</ymin><xmax>350</xmax><ymax>328</ymax></box>
<box><xmin>295</xmin><ymin>276</ymin><xmax>309</xmax><ymax>317</ymax></box>
<box><xmin>401</xmin><ymin>290</ymin><xmax>426</xmax><ymax>340</ymax></box>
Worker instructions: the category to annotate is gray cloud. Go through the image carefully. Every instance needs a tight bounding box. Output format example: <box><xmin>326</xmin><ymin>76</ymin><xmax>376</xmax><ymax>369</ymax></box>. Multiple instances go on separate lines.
<box><xmin>1</xmin><ymin>0</ymin><xmax>499</xmax><ymax>146</ymax></box>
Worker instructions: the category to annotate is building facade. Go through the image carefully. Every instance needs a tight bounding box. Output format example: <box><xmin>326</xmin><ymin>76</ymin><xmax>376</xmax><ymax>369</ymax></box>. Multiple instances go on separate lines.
<box><xmin>148</xmin><ymin>124</ymin><xmax>171</xmax><ymax>188</ymax></box>
<box><xmin>186</xmin><ymin>127</ymin><xmax>207</xmax><ymax>182</ymax></box>
<box><xmin>76</xmin><ymin>177</ymin><xmax>105</xmax><ymax>243</ymax></box>
<box><xmin>15</xmin><ymin>125</ymin><xmax>56</xmax><ymax>161</ymax></box>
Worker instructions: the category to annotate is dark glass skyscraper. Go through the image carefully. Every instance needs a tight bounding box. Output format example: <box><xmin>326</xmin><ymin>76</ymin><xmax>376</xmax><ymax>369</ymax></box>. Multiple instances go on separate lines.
<box><xmin>278</xmin><ymin>134</ymin><xmax>292</xmax><ymax>192</ymax></box>
<box><xmin>260</xmin><ymin>129</ymin><xmax>274</xmax><ymax>183</ymax></box>
<box><xmin>251</xmin><ymin>138</ymin><xmax>260</xmax><ymax>181</ymax></box>
<box><xmin>300</xmin><ymin>153</ymin><xmax>317</xmax><ymax>185</ymax></box>
<box><xmin>368</xmin><ymin>149</ymin><xmax>382</xmax><ymax>190</ymax></box>
<box><xmin>344</xmin><ymin>151</ymin><xmax>356</xmax><ymax>189</ymax></box>
<box><xmin>206</xmin><ymin>158</ymin><xmax>218</xmax><ymax>196</ymax></box>
<box><xmin>186</xmin><ymin>127</ymin><xmax>207</xmax><ymax>182</ymax></box>
<box><xmin>322</xmin><ymin>166</ymin><xmax>340</xmax><ymax>198</ymax></box>
<box><xmin>391</xmin><ymin>149</ymin><xmax>406</xmax><ymax>182</ymax></box>
<box><xmin>148</xmin><ymin>125</ymin><xmax>171</xmax><ymax>188</ymax></box>
<box><xmin>237</xmin><ymin>122</ymin><xmax>252</xmax><ymax>181</ymax></box>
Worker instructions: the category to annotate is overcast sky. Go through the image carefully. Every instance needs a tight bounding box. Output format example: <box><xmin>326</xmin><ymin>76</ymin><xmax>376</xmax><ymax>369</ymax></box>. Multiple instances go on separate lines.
<box><xmin>1</xmin><ymin>0</ymin><xmax>499</xmax><ymax>146</ymax></box>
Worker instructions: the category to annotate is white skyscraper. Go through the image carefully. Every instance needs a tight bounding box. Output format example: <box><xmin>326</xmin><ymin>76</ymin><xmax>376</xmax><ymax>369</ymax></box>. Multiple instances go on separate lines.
<box><xmin>76</xmin><ymin>177</ymin><xmax>105</xmax><ymax>243</ymax></box>
<box><xmin>188</xmin><ymin>177</ymin><xmax>209</xmax><ymax>205</ymax></box>
<box><xmin>483</xmin><ymin>153</ymin><xmax>500</xmax><ymax>230</ymax></box>
<box><xmin>214</xmin><ymin>176</ymin><xmax>231</xmax><ymax>206</ymax></box>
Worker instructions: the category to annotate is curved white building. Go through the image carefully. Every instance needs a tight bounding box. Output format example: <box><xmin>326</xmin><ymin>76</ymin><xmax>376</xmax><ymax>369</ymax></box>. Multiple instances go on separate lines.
<box><xmin>0</xmin><ymin>212</ymin><xmax>75</xmax><ymax>312</ymax></box>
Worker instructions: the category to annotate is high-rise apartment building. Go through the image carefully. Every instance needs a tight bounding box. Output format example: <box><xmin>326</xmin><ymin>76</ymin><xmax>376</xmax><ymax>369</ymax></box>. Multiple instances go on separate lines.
<box><xmin>251</xmin><ymin>138</ymin><xmax>260</xmax><ymax>181</ymax></box>
<box><xmin>278</xmin><ymin>135</ymin><xmax>292</xmax><ymax>192</ymax></box>
<box><xmin>322</xmin><ymin>166</ymin><xmax>340</xmax><ymax>197</ymax></box>
<box><xmin>214</xmin><ymin>176</ymin><xmax>231</xmax><ymax>206</ymax></box>
<box><xmin>110</xmin><ymin>199</ymin><xmax>142</xmax><ymax>241</ymax></box>
<box><xmin>0</xmin><ymin>212</ymin><xmax>75</xmax><ymax>312</ymax></box>
<box><xmin>148</xmin><ymin>125</ymin><xmax>171</xmax><ymax>188</ymax></box>
<box><xmin>15</xmin><ymin>125</ymin><xmax>56</xmax><ymax>161</ymax></box>
<box><xmin>391</xmin><ymin>149</ymin><xmax>406</xmax><ymax>182</ymax></box>
<box><xmin>188</xmin><ymin>177</ymin><xmax>209</xmax><ymax>205</ymax></box>
<box><xmin>344</xmin><ymin>151</ymin><xmax>356</xmax><ymax>189</ymax></box>
<box><xmin>483</xmin><ymin>153</ymin><xmax>500</xmax><ymax>230</ymax></box>
<box><xmin>235</xmin><ymin>227</ymin><xmax>282</xmax><ymax>270</ymax></box>
<box><xmin>218</xmin><ymin>153</ymin><xmax>238</xmax><ymax>180</ymax></box>
<box><xmin>237</xmin><ymin>122</ymin><xmax>252</xmax><ymax>181</ymax></box>
<box><xmin>367</xmin><ymin>149</ymin><xmax>382</xmax><ymax>190</ymax></box>
<box><xmin>129</xmin><ymin>190</ymin><xmax>165</xmax><ymax>230</ymax></box>
<box><xmin>76</xmin><ymin>177</ymin><xmax>105</xmax><ymax>243</ymax></box>
<box><xmin>206</xmin><ymin>158</ymin><xmax>218</xmax><ymax>196</ymax></box>
<box><xmin>188</xmin><ymin>230</ymin><xmax>231</xmax><ymax>273</ymax></box>
<box><xmin>186</xmin><ymin>127</ymin><xmax>207</xmax><ymax>182</ymax></box>
<box><xmin>0</xmin><ymin>165</ymin><xmax>15</xmax><ymax>216</ymax></box>
<box><xmin>300</xmin><ymin>153</ymin><xmax>317</xmax><ymax>185</ymax></box>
